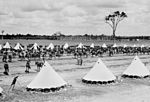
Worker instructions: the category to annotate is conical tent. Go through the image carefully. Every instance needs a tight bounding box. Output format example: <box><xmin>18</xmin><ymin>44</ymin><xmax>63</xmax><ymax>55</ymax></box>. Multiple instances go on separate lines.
<box><xmin>82</xmin><ymin>58</ymin><xmax>116</xmax><ymax>84</ymax></box>
<box><xmin>123</xmin><ymin>44</ymin><xmax>127</xmax><ymax>48</ymax></box>
<box><xmin>141</xmin><ymin>44</ymin><xmax>144</xmax><ymax>48</ymax></box>
<box><xmin>27</xmin><ymin>61</ymin><xmax>67</xmax><ymax>92</ymax></box>
<box><xmin>30</xmin><ymin>43</ymin><xmax>39</xmax><ymax>50</ymax></box>
<box><xmin>102</xmin><ymin>43</ymin><xmax>107</xmax><ymax>48</ymax></box>
<box><xmin>122</xmin><ymin>56</ymin><xmax>150</xmax><ymax>78</ymax></box>
<box><xmin>3</xmin><ymin>42</ymin><xmax>11</xmax><ymax>49</ymax></box>
<box><xmin>90</xmin><ymin>43</ymin><xmax>94</xmax><ymax>48</ymax></box>
<box><xmin>0</xmin><ymin>45</ymin><xmax>2</xmax><ymax>50</ymax></box>
<box><xmin>132</xmin><ymin>44</ymin><xmax>136</xmax><ymax>47</ymax></box>
<box><xmin>14</xmin><ymin>43</ymin><xmax>24</xmax><ymax>50</ymax></box>
<box><xmin>63</xmin><ymin>43</ymin><xmax>69</xmax><ymax>49</ymax></box>
<box><xmin>0</xmin><ymin>87</ymin><xmax>3</xmax><ymax>94</ymax></box>
<box><xmin>112</xmin><ymin>43</ymin><xmax>117</xmax><ymax>47</ymax></box>
<box><xmin>77</xmin><ymin>43</ymin><xmax>84</xmax><ymax>48</ymax></box>
<box><xmin>46</xmin><ymin>43</ymin><xmax>54</xmax><ymax>50</ymax></box>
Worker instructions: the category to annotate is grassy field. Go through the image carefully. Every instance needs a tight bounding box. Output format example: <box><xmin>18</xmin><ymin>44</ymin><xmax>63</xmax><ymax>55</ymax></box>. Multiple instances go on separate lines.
<box><xmin>0</xmin><ymin>40</ymin><xmax>150</xmax><ymax>102</ymax></box>
<box><xmin>0</xmin><ymin>53</ymin><xmax>150</xmax><ymax>101</ymax></box>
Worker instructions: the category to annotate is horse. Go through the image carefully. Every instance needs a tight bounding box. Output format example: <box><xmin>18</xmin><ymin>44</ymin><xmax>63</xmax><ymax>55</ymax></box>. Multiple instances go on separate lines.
<box><xmin>35</xmin><ymin>61</ymin><xmax>44</xmax><ymax>71</ymax></box>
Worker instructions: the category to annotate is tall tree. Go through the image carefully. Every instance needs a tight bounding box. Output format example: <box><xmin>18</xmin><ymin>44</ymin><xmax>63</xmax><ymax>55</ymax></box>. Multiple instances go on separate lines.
<box><xmin>105</xmin><ymin>11</ymin><xmax>127</xmax><ymax>42</ymax></box>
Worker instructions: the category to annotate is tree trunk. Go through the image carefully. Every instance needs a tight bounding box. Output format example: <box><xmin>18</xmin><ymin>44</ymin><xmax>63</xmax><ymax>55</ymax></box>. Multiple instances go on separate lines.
<box><xmin>113</xmin><ymin>29</ymin><xmax>116</xmax><ymax>44</ymax></box>
<box><xmin>2</xmin><ymin>33</ymin><xmax>3</xmax><ymax>40</ymax></box>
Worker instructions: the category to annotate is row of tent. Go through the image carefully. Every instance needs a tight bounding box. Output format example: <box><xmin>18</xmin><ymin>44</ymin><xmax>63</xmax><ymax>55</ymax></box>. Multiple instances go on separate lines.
<box><xmin>0</xmin><ymin>42</ymin><xmax>24</xmax><ymax>50</ymax></box>
<box><xmin>29</xmin><ymin>43</ymin><xmax>149</xmax><ymax>49</ymax></box>
<box><xmin>83</xmin><ymin>56</ymin><xmax>149</xmax><ymax>83</ymax></box>
<box><xmin>86</xmin><ymin>43</ymin><xmax>146</xmax><ymax>48</ymax></box>
<box><xmin>0</xmin><ymin>42</ymin><xmax>68</xmax><ymax>50</ymax></box>
<box><xmin>24</xmin><ymin>55</ymin><xmax>150</xmax><ymax>92</ymax></box>
<box><xmin>0</xmin><ymin>42</ymin><xmax>148</xmax><ymax>51</ymax></box>
<box><xmin>0</xmin><ymin>55</ymin><xmax>148</xmax><ymax>93</ymax></box>
<box><xmin>29</xmin><ymin>43</ymin><xmax>69</xmax><ymax>50</ymax></box>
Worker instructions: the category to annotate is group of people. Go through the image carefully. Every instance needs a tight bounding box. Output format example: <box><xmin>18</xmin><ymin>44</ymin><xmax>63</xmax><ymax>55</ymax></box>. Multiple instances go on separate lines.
<box><xmin>3</xmin><ymin>58</ymin><xmax>46</xmax><ymax>75</ymax></box>
<box><xmin>1</xmin><ymin>43</ymin><xmax>150</xmax><ymax>96</ymax></box>
<box><xmin>3</xmin><ymin>59</ymin><xmax>30</xmax><ymax>75</ymax></box>
<box><xmin>2</xmin><ymin>42</ymin><xmax>150</xmax><ymax>75</ymax></box>
<box><xmin>3</xmin><ymin>57</ymin><xmax>82</xmax><ymax>76</ymax></box>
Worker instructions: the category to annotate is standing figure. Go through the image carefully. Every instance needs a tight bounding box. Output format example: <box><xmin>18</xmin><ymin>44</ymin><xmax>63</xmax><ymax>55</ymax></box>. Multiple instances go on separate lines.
<box><xmin>8</xmin><ymin>54</ymin><xmax>12</xmax><ymax>62</ymax></box>
<box><xmin>25</xmin><ymin>59</ymin><xmax>31</xmax><ymax>73</ymax></box>
<box><xmin>79</xmin><ymin>56</ymin><xmax>83</xmax><ymax>65</ymax></box>
<box><xmin>49</xmin><ymin>52</ymin><xmax>52</xmax><ymax>60</ymax></box>
<box><xmin>9</xmin><ymin>76</ymin><xmax>19</xmax><ymax>91</ymax></box>
<box><xmin>108</xmin><ymin>49</ymin><xmax>114</xmax><ymax>57</ymax></box>
<box><xmin>2</xmin><ymin>54</ymin><xmax>7</xmax><ymax>62</ymax></box>
<box><xmin>3</xmin><ymin>61</ymin><xmax>9</xmax><ymax>75</ymax></box>
<box><xmin>77</xmin><ymin>56</ymin><xmax>83</xmax><ymax>66</ymax></box>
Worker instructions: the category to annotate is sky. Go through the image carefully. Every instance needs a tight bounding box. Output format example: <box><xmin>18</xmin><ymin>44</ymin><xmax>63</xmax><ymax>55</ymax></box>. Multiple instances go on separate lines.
<box><xmin>0</xmin><ymin>0</ymin><xmax>150</xmax><ymax>36</ymax></box>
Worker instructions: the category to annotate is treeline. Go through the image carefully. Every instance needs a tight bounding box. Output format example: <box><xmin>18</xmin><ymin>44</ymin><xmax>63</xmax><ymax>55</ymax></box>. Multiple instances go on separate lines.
<box><xmin>1</xmin><ymin>33</ymin><xmax>150</xmax><ymax>41</ymax></box>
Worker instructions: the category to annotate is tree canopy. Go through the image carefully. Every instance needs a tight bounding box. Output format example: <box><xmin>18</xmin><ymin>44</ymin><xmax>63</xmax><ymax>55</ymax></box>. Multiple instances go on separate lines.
<box><xmin>105</xmin><ymin>11</ymin><xmax>127</xmax><ymax>40</ymax></box>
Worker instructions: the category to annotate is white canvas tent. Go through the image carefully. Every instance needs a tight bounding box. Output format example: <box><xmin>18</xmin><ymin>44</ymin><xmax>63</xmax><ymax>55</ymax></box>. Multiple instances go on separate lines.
<box><xmin>112</xmin><ymin>43</ymin><xmax>117</xmax><ymax>47</ymax></box>
<box><xmin>77</xmin><ymin>43</ymin><xmax>85</xmax><ymax>48</ymax></box>
<box><xmin>46</xmin><ymin>43</ymin><xmax>54</xmax><ymax>50</ymax></box>
<box><xmin>3</xmin><ymin>42</ymin><xmax>11</xmax><ymax>49</ymax></box>
<box><xmin>132</xmin><ymin>44</ymin><xmax>136</xmax><ymax>47</ymax></box>
<box><xmin>90</xmin><ymin>43</ymin><xmax>94</xmax><ymax>48</ymax></box>
<box><xmin>0</xmin><ymin>87</ymin><xmax>3</xmax><ymax>94</ymax></box>
<box><xmin>122</xmin><ymin>56</ymin><xmax>150</xmax><ymax>78</ymax></box>
<box><xmin>123</xmin><ymin>44</ymin><xmax>127</xmax><ymax>48</ymax></box>
<box><xmin>14</xmin><ymin>43</ymin><xmax>24</xmax><ymax>50</ymax></box>
<box><xmin>30</xmin><ymin>43</ymin><xmax>39</xmax><ymax>50</ymax></box>
<box><xmin>102</xmin><ymin>43</ymin><xmax>107</xmax><ymax>48</ymax></box>
<box><xmin>27</xmin><ymin>61</ymin><xmax>67</xmax><ymax>92</ymax></box>
<box><xmin>0</xmin><ymin>45</ymin><xmax>2</xmax><ymax>50</ymax></box>
<box><xmin>63</xmin><ymin>43</ymin><xmax>69</xmax><ymax>49</ymax></box>
<box><xmin>82</xmin><ymin>58</ymin><xmax>116</xmax><ymax>84</ymax></box>
<box><xmin>140</xmin><ymin>44</ymin><xmax>145</xmax><ymax>48</ymax></box>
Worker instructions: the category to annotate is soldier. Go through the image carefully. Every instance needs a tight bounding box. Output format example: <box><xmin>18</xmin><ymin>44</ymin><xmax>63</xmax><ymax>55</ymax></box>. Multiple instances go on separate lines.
<box><xmin>3</xmin><ymin>61</ymin><xmax>9</xmax><ymax>75</ymax></box>
<box><xmin>77</xmin><ymin>56</ymin><xmax>83</xmax><ymax>65</ymax></box>
<box><xmin>25</xmin><ymin>59</ymin><xmax>31</xmax><ymax>73</ymax></box>
<box><xmin>49</xmin><ymin>52</ymin><xmax>52</xmax><ymax>60</ymax></box>
<box><xmin>8</xmin><ymin>54</ymin><xmax>12</xmax><ymax>62</ymax></box>
<box><xmin>9</xmin><ymin>76</ymin><xmax>19</xmax><ymax>91</ymax></box>
<box><xmin>2</xmin><ymin>53</ymin><xmax>7</xmax><ymax>62</ymax></box>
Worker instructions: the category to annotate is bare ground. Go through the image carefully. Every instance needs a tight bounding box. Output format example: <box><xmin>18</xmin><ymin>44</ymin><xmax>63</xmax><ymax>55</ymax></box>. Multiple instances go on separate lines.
<box><xmin>0</xmin><ymin>54</ymin><xmax>150</xmax><ymax>102</ymax></box>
